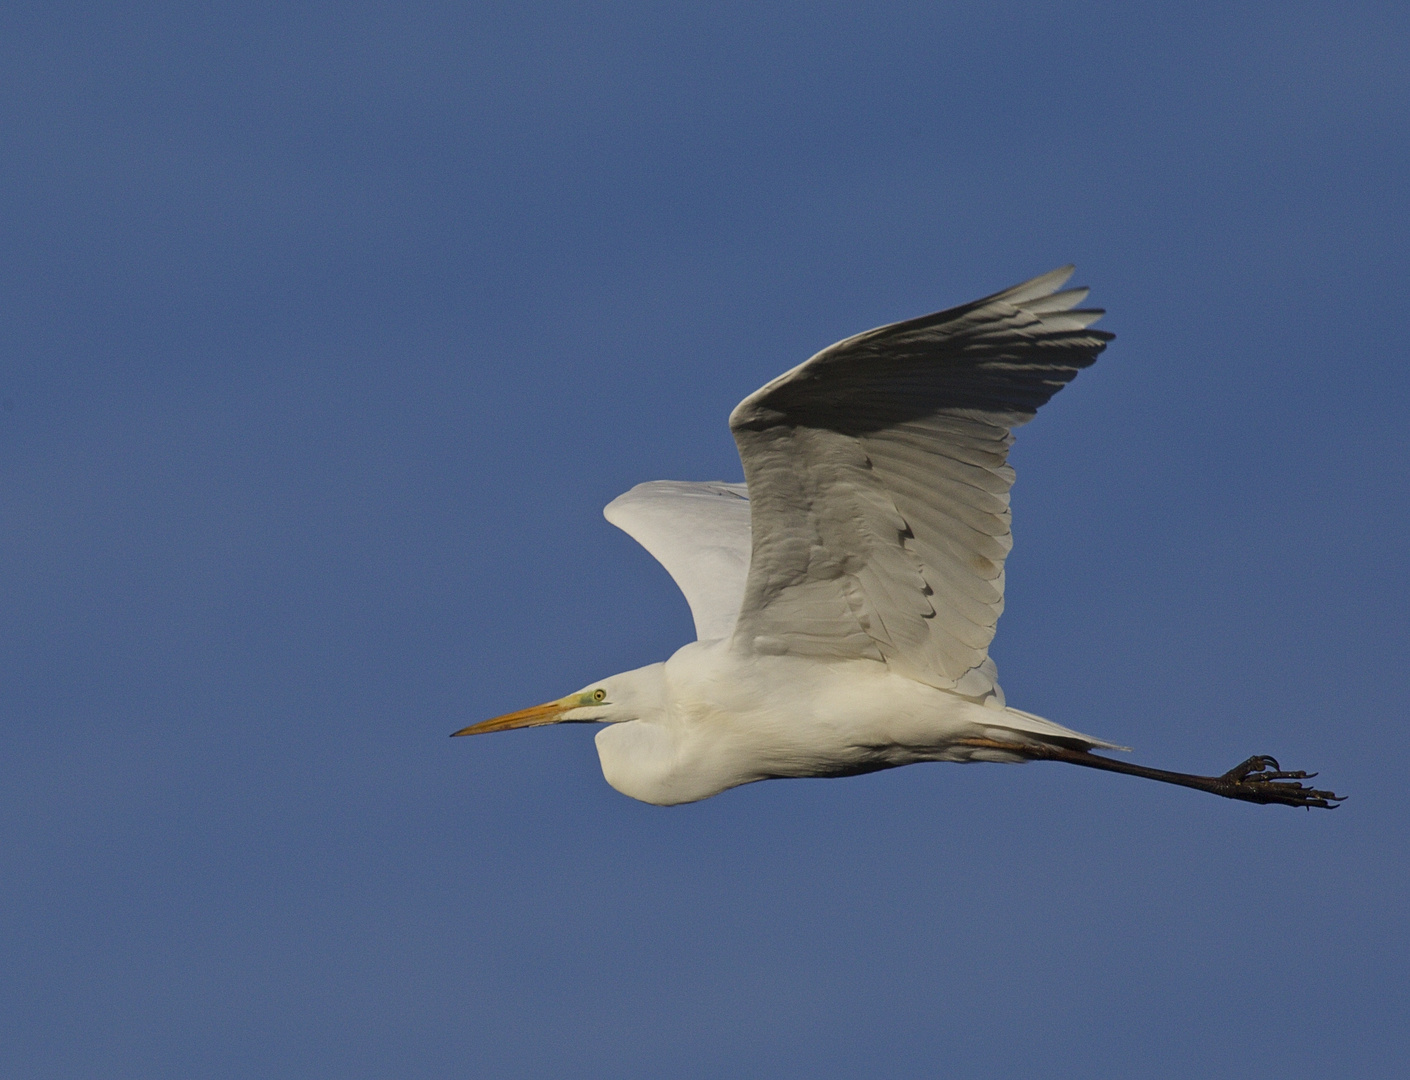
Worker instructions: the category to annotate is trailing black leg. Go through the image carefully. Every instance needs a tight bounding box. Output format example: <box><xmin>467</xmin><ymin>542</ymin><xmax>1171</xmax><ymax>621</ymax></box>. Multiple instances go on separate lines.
<box><xmin>959</xmin><ymin>738</ymin><xmax>1344</xmax><ymax>809</ymax></box>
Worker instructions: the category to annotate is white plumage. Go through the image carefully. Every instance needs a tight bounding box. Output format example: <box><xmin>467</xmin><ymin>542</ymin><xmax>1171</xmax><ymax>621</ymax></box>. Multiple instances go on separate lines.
<box><xmin>603</xmin><ymin>480</ymin><xmax>751</xmax><ymax>642</ymax></box>
<box><xmin>455</xmin><ymin>268</ymin><xmax>1342</xmax><ymax>810</ymax></box>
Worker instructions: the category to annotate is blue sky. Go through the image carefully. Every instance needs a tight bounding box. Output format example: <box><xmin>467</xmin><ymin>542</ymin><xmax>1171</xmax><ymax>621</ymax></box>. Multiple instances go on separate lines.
<box><xmin>2</xmin><ymin>2</ymin><xmax>1407</xmax><ymax>1076</ymax></box>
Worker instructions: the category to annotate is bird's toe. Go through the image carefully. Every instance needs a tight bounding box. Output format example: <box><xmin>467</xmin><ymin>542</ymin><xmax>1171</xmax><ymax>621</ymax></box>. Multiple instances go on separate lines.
<box><xmin>1215</xmin><ymin>754</ymin><xmax>1343</xmax><ymax>808</ymax></box>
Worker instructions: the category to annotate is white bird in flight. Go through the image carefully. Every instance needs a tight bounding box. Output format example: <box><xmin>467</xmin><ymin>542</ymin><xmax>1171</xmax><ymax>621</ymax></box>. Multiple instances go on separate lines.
<box><xmin>454</xmin><ymin>268</ymin><xmax>1341</xmax><ymax>809</ymax></box>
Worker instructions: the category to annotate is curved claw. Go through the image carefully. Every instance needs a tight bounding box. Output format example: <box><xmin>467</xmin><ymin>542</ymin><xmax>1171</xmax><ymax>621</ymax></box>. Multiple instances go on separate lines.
<box><xmin>1215</xmin><ymin>754</ymin><xmax>1344</xmax><ymax>808</ymax></box>
<box><xmin>1221</xmin><ymin>755</ymin><xmax>1283</xmax><ymax>783</ymax></box>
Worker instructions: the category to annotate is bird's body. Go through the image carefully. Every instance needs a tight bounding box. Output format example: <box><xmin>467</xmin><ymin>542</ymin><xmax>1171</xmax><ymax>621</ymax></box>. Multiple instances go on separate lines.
<box><xmin>593</xmin><ymin>644</ymin><xmax>1115</xmax><ymax>806</ymax></box>
<box><xmin>456</xmin><ymin>268</ymin><xmax>1342</xmax><ymax>810</ymax></box>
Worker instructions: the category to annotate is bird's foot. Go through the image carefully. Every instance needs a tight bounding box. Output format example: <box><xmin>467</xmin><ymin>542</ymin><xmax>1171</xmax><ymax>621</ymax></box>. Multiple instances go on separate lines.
<box><xmin>1212</xmin><ymin>755</ymin><xmax>1344</xmax><ymax>809</ymax></box>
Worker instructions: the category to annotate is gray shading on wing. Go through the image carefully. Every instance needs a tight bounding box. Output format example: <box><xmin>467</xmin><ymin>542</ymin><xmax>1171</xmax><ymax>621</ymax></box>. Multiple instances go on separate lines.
<box><xmin>727</xmin><ymin>266</ymin><xmax>1112</xmax><ymax>704</ymax></box>
<box><xmin>604</xmin><ymin>481</ymin><xmax>753</xmax><ymax>641</ymax></box>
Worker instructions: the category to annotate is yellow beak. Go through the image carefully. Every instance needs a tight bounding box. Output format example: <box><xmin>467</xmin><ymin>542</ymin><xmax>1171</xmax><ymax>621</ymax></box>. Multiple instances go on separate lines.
<box><xmin>450</xmin><ymin>699</ymin><xmax>572</xmax><ymax>737</ymax></box>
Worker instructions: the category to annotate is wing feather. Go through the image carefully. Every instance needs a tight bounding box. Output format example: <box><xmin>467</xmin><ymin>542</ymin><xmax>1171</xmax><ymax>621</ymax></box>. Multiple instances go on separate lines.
<box><xmin>603</xmin><ymin>481</ymin><xmax>752</xmax><ymax>641</ymax></box>
<box><xmin>727</xmin><ymin>267</ymin><xmax>1112</xmax><ymax>703</ymax></box>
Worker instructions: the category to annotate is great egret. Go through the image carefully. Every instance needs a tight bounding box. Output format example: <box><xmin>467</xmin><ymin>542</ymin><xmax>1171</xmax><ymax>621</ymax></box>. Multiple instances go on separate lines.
<box><xmin>454</xmin><ymin>268</ymin><xmax>1341</xmax><ymax>809</ymax></box>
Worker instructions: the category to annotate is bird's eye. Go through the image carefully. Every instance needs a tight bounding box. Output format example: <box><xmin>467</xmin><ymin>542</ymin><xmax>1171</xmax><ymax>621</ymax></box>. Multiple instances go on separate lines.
<box><xmin>592</xmin><ymin>689</ymin><xmax>607</xmax><ymax>702</ymax></box>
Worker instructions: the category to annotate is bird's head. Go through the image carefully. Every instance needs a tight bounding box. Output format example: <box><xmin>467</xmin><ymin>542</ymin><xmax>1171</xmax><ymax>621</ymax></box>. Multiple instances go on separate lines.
<box><xmin>450</xmin><ymin>662</ymin><xmax>665</xmax><ymax>738</ymax></box>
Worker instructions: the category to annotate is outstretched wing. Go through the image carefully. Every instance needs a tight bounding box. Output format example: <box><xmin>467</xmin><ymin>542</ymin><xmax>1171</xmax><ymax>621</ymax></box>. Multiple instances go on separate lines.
<box><xmin>728</xmin><ymin>266</ymin><xmax>1112</xmax><ymax>703</ymax></box>
<box><xmin>604</xmin><ymin>480</ymin><xmax>752</xmax><ymax>641</ymax></box>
